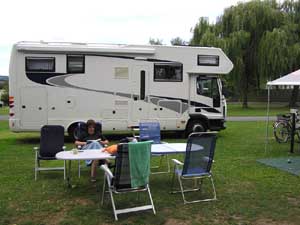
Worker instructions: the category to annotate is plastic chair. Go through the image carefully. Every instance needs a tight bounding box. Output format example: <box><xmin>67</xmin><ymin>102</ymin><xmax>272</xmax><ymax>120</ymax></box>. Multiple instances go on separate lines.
<box><xmin>34</xmin><ymin>125</ymin><xmax>66</xmax><ymax>180</ymax></box>
<box><xmin>139</xmin><ymin>122</ymin><xmax>170</xmax><ymax>173</ymax></box>
<box><xmin>100</xmin><ymin>141</ymin><xmax>156</xmax><ymax>221</ymax></box>
<box><xmin>171</xmin><ymin>132</ymin><xmax>217</xmax><ymax>204</ymax></box>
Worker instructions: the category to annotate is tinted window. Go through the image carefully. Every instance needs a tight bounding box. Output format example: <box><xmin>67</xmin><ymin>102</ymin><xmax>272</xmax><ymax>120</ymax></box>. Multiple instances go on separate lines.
<box><xmin>197</xmin><ymin>55</ymin><xmax>219</xmax><ymax>66</ymax></box>
<box><xmin>26</xmin><ymin>57</ymin><xmax>55</xmax><ymax>72</ymax></box>
<box><xmin>196</xmin><ymin>77</ymin><xmax>219</xmax><ymax>98</ymax></box>
<box><xmin>67</xmin><ymin>55</ymin><xmax>85</xmax><ymax>73</ymax></box>
<box><xmin>154</xmin><ymin>63</ymin><xmax>182</xmax><ymax>82</ymax></box>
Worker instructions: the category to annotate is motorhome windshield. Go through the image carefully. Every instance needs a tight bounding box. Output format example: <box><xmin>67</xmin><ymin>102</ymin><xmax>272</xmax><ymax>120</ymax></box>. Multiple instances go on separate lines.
<box><xmin>196</xmin><ymin>76</ymin><xmax>219</xmax><ymax>98</ymax></box>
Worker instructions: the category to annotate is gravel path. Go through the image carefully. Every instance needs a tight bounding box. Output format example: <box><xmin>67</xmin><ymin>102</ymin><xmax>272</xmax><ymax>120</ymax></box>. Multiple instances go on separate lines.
<box><xmin>0</xmin><ymin>115</ymin><xmax>8</xmax><ymax>121</ymax></box>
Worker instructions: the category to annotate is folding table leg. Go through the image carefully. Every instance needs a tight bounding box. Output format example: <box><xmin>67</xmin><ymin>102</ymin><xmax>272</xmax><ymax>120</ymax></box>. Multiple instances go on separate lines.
<box><xmin>64</xmin><ymin>160</ymin><xmax>66</xmax><ymax>180</ymax></box>
<box><xmin>67</xmin><ymin>160</ymin><xmax>72</xmax><ymax>188</ymax></box>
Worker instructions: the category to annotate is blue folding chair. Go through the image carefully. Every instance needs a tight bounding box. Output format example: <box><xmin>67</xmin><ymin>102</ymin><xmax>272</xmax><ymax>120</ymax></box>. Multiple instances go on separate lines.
<box><xmin>171</xmin><ymin>132</ymin><xmax>217</xmax><ymax>204</ymax></box>
<box><xmin>139</xmin><ymin>122</ymin><xmax>170</xmax><ymax>173</ymax></box>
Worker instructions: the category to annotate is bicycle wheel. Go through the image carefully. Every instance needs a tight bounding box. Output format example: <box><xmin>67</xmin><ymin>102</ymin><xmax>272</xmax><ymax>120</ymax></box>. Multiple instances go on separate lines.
<box><xmin>273</xmin><ymin>121</ymin><xmax>290</xmax><ymax>143</ymax></box>
<box><xmin>295</xmin><ymin>129</ymin><xmax>300</xmax><ymax>143</ymax></box>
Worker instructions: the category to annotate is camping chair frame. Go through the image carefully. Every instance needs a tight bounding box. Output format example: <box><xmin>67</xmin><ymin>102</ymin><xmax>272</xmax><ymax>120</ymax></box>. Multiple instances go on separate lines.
<box><xmin>34</xmin><ymin>147</ymin><xmax>66</xmax><ymax>180</ymax></box>
<box><xmin>100</xmin><ymin>143</ymin><xmax>156</xmax><ymax>221</ymax></box>
<box><xmin>139</xmin><ymin>122</ymin><xmax>170</xmax><ymax>174</ymax></box>
<box><xmin>170</xmin><ymin>132</ymin><xmax>217</xmax><ymax>204</ymax></box>
<box><xmin>34</xmin><ymin>125</ymin><xmax>66</xmax><ymax>181</ymax></box>
<box><xmin>151</xmin><ymin>153</ymin><xmax>170</xmax><ymax>174</ymax></box>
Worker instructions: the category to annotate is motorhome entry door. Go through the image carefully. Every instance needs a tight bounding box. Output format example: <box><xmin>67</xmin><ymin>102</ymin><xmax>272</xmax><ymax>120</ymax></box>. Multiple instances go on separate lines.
<box><xmin>20</xmin><ymin>87</ymin><xmax>48</xmax><ymax>129</ymax></box>
<box><xmin>131</xmin><ymin>66</ymin><xmax>149</xmax><ymax>122</ymax></box>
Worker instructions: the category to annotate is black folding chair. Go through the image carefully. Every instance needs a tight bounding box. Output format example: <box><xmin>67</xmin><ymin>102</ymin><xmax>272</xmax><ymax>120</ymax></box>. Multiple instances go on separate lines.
<box><xmin>100</xmin><ymin>141</ymin><xmax>156</xmax><ymax>221</ymax></box>
<box><xmin>171</xmin><ymin>132</ymin><xmax>217</xmax><ymax>204</ymax></box>
<box><xmin>34</xmin><ymin>125</ymin><xmax>66</xmax><ymax>180</ymax></box>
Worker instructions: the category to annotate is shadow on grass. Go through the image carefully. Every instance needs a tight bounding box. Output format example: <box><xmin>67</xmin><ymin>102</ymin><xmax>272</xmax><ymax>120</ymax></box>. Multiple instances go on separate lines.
<box><xmin>16</xmin><ymin>137</ymin><xmax>40</xmax><ymax>144</ymax></box>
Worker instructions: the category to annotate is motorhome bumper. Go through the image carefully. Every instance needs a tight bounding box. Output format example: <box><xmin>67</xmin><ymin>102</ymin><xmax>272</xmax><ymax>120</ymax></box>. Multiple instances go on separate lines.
<box><xmin>209</xmin><ymin>119</ymin><xmax>226</xmax><ymax>131</ymax></box>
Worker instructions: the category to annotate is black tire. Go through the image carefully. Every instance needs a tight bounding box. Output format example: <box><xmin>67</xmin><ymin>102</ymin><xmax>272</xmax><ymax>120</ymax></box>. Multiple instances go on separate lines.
<box><xmin>273</xmin><ymin>121</ymin><xmax>290</xmax><ymax>143</ymax></box>
<box><xmin>186</xmin><ymin>120</ymin><xmax>207</xmax><ymax>137</ymax></box>
<box><xmin>68</xmin><ymin>124</ymin><xmax>80</xmax><ymax>141</ymax></box>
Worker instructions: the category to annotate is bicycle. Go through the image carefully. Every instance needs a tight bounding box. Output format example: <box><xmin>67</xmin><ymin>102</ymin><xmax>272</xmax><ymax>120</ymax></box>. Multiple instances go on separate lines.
<box><xmin>273</xmin><ymin>113</ymin><xmax>300</xmax><ymax>143</ymax></box>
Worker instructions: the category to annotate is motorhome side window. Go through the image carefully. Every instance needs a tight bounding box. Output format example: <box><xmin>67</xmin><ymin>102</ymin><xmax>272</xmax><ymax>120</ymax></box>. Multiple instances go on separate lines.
<box><xmin>26</xmin><ymin>57</ymin><xmax>55</xmax><ymax>72</ymax></box>
<box><xmin>154</xmin><ymin>63</ymin><xmax>182</xmax><ymax>82</ymax></box>
<box><xmin>196</xmin><ymin>77</ymin><xmax>219</xmax><ymax>98</ymax></box>
<box><xmin>197</xmin><ymin>55</ymin><xmax>219</xmax><ymax>66</ymax></box>
<box><xmin>67</xmin><ymin>55</ymin><xmax>85</xmax><ymax>73</ymax></box>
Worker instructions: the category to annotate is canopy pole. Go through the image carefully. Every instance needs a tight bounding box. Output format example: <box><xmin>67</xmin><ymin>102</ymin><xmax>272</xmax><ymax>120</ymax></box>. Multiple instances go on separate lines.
<box><xmin>264</xmin><ymin>86</ymin><xmax>270</xmax><ymax>154</ymax></box>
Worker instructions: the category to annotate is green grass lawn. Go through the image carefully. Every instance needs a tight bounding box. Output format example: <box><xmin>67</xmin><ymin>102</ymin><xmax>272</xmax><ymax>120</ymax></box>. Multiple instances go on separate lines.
<box><xmin>1</xmin><ymin>120</ymin><xmax>300</xmax><ymax>224</ymax></box>
<box><xmin>0</xmin><ymin>106</ymin><xmax>8</xmax><ymax>115</ymax></box>
<box><xmin>227</xmin><ymin>102</ymin><xmax>289</xmax><ymax>116</ymax></box>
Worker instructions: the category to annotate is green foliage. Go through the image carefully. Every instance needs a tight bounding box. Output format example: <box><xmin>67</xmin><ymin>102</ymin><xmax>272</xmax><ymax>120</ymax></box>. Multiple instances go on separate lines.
<box><xmin>0</xmin><ymin>81</ymin><xmax>8</xmax><ymax>106</ymax></box>
<box><xmin>149</xmin><ymin>38</ymin><xmax>163</xmax><ymax>45</ymax></box>
<box><xmin>0</xmin><ymin>106</ymin><xmax>8</xmax><ymax>115</ymax></box>
<box><xmin>191</xmin><ymin>0</ymin><xmax>300</xmax><ymax>108</ymax></box>
<box><xmin>190</xmin><ymin>17</ymin><xmax>212</xmax><ymax>46</ymax></box>
<box><xmin>258</xmin><ymin>28</ymin><xmax>289</xmax><ymax>85</ymax></box>
<box><xmin>170</xmin><ymin>37</ymin><xmax>188</xmax><ymax>46</ymax></box>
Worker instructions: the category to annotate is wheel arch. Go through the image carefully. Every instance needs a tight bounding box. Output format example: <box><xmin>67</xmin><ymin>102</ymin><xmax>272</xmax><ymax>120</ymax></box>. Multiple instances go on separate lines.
<box><xmin>186</xmin><ymin>114</ymin><xmax>209</xmax><ymax>131</ymax></box>
<box><xmin>185</xmin><ymin>114</ymin><xmax>209</xmax><ymax>137</ymax></box>
<box><xmin>67</xmin><ymin>120</ymin><xmax>85</xmax><ymax>139</ymax></box>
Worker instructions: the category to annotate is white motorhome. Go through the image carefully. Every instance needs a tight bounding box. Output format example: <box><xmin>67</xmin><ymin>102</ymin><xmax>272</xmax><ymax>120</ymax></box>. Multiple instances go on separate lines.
<box><xmin>9</xmin><ymin>41</ymin><xmax>233</xmax><ymax>137</ymax></box>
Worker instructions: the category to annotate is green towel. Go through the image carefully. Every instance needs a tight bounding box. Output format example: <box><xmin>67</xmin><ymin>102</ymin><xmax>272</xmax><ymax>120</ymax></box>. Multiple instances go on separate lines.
<box><xmin>128</xmin><ymin>141</ymin><xmax>152</xmax><ymax>188</ymax></box>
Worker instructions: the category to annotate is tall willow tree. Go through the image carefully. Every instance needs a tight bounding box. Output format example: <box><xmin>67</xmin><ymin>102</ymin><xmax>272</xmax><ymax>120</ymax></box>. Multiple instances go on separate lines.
<box><xmin>258</xmin><ymin>28</ymin><xmax>289</xmax><ymax>84</ymax></box>
<box><xmin>219</xmin><ymin>0</ymin><xmax>284</xmax><ymax>107</ymax></box>
<box><xmin>191</xmin><ymin>0</ymin><xmax>300</xmax><ymax>107</ymax></box>
<box><xmin>190</xmin><ymin>17</ymin><xmax>212</xmax><ymax>46</ymax></box>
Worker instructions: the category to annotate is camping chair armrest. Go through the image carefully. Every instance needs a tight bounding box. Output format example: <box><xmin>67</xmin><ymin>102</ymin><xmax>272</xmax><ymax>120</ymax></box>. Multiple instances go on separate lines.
<box><xmin>171</xmin><ymin>159</ymin><xmax>184</xmax><ymax>166</ymax></box>
<box><xmin>100</xmin><ymin>164</ymin><xmax>114</xmax><ymax>180</ymax></box>
<box><xmin>33</xmin><ymin>147</ymin><xmax>39</xmax><ymax>151</ymax></box>
<box><xmin>62</xmin><ymin>146</ymin><xmax>66</xmax><ymax>151</ymax></box>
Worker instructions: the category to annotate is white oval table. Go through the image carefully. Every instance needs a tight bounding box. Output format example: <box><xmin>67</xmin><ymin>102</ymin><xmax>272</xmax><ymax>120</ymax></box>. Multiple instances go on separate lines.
<box><xmin>56</xmin><ymin>144</ymin><xmax>189</xmax><ymax>187</ymax></box>
<box><xmin>56</xmin><ymin>149</ymin><xmax>115</xmax><ymax>187</ymax></box>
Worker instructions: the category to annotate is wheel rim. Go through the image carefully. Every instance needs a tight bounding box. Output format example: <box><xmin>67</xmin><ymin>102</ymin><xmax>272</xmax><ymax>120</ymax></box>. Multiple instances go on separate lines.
<box><xmin>193</xmin><ymin>124</ymin><xmax>204</xmax><ymax>132</ymax></box>
<box><xmin>274</xmin><ymin>122</ymin><xmax>289</xmax><ymax>143</ymax></box>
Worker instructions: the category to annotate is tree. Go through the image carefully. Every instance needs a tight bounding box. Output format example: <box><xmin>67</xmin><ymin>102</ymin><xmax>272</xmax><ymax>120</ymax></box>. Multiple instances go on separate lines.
<box><xmin>0</xmin><ymin>81</ymin><xmax>8</xmax><ymax>106</ymax></box>
<box><xmin>170</xmin><ymin>37</ymin><xmax>188</xmax><ymax>46</ymax></box>
<box><xmin>149</xmin><ymin>38</ymin><xmax>163</xmax><ymax>45</ymax></box>
<box><xmin>258</xmin><ymin>28</ymin><xmax>289</xmax><ymax>86</ymax></box>
<box><xmin>190</xmin><ymin>17</ymin><xmax>212</xmax><ymax>46</ymax></box>
<box><xmin>190</xmin><ymin>0</ymin><xmax>300</xmax><ymax>107</ymax></box>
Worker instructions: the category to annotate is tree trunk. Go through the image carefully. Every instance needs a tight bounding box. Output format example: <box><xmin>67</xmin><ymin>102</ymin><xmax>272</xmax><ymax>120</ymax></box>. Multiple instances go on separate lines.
<box><xmin>242</xmin><ymin>91</ymin><xmax>248</xmax><ymax>108</ymax></box>
<box><xmin>289</xmin><ymin>86</ymin><xmax>299</xmax><ymax>108</ymax></box>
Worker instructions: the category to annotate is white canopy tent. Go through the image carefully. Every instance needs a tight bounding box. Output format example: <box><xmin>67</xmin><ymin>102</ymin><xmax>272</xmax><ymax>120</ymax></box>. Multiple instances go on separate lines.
<box><xmin>265</xmin><ymin>69</ymin><xmax>300</xmax><ymax>152</ymax></box>
<box><xmin>267</xmin><ymin>69</ymin><xmax>300</xmax><ymax>86</ymax></box>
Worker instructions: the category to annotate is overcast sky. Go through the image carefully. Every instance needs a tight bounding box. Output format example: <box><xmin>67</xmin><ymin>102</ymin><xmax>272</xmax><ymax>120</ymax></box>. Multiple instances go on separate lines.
<box><xmin>0</xmin><ymin>0</ymin><xmax>249</xmax><ymax>76</ymax></box>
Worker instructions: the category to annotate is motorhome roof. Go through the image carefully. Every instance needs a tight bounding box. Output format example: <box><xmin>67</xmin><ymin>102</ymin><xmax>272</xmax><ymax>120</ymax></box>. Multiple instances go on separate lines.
<box><xmin>15</xmin><ymin>41</ymin><xmax>156</xmax><ymax>55</ymax></box>
<box><xmin>15</xmin><ymin>41</ymin><xmax>224</xmax><ymax>54</ymax></box>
